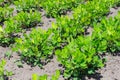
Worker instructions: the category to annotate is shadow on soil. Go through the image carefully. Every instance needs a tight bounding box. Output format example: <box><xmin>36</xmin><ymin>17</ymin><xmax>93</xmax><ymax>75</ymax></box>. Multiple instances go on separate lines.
<box><xmin>112</xmin><ymin>52</ymin><xmax>120</xmax><ymax>56</ymax></box>
<box><xmin>85</xmin><ymin>72</ymin><xmax>103</xmax><ymax>80</ymax></box>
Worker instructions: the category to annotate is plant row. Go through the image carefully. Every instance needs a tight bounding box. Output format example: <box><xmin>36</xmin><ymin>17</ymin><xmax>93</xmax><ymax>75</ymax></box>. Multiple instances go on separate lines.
<box><xmin>51</xmin><ymin>0</ymin><xmax>119</xmax><ymax>49</ymax></box>
<box><xmin>14</xmin><ymin>0</ymin><xmax>85</xmax><ymax>17</ymax></box>
<box><xmin>0</xmin><ymin>10</ymin><xmax>41</xmax><ymax>46</ymax></box>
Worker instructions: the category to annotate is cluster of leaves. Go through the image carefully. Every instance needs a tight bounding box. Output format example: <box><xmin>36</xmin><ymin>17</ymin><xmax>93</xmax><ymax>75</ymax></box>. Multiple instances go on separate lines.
<box><xmin>14</xmin><ymin>0</ymin><xmax>42</xmax><ymax>11</ymax></box>
<box><xmin>32</xmin><ymin>70</ymin><xmax>60</xmax><ymax>80</ymax></box>
<box><xmin>55</xmin><ymin>36</ymin><xmax>104</xmax><ymax>79</ymax></box>
<box><xmin>0</xmin><ymin>59</ymin><xmax>13</xmax><ymax>80</ymax></box>
<box><xmin>41</xmin><ymin>0</ymin><xmax>84</xmax><ymax>17</ymax></box>
<box><xmin>0</xmin><ymin>10</ymin><xmax>41</xmax><ymax>45</ymax></box>
<box><xmin>13</xmin><ymin>28</ymin><xmax>54</xmax><ymax>67</ymax></box>
<box><xmin>0</xmin><ymin>7</ymin><xmax>13</xmax><ymax>22</ymax></box>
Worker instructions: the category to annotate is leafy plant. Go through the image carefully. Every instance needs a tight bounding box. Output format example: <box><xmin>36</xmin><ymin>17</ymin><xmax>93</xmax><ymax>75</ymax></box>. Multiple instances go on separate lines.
<box><xmin>5</xmin><ymin>51</ymin><xmax>12</xmax><ymax>59</ymax></box>
<box><xmin>51</xmin><ymin>16</ymin><xmax>84</xmax><ymax>47</ymax></box>
<box><xmin>4</xmin><ymin>18</ymin><xmax>21</xmax><ymax>34</ymax></box>
<box><xmin>32</xmin><ymin>70</ymin><xmax>60</xmax><ymax>80</ymax></box>
<box><xmin>12</xmin><ymin>28</ymin><xmax>54</xmax><ymax>67</ymax></box>
<box><xmin>0</xmin><ymin>26</ymin><xmax>14</xmax><ymax>46</ymax></box>
<box><xmin>4</xmin><ymin>10</ymin><xmax>41</xmax><ymax>34</ymax></box>
<box><xmin>55</xmin><ymin>36</ymin><xmax>104</xmax><ymax>79</ymax></box>
<box><xmin>0</xmin><ymin>7</ymin><xmax>13</xmax><ymax>22</ymax></box>
<box><xmin>92</xmin><ymin>12</ymin><xmax>120</xmax><ymax>53</ymax></box>
<box><xmin>14</xmin><ymin>10</ymin><xmax>41</xmax><ymax>28</ymax></box>
<box><xmin>41</xmin><ymin>0</ymin><xmax>84</xmax><ymax>17</ymax></box>
<box><xmin>0</xmin><ymin>59</ymin><xmax>13</xmax><ymax>80</ymax></box>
